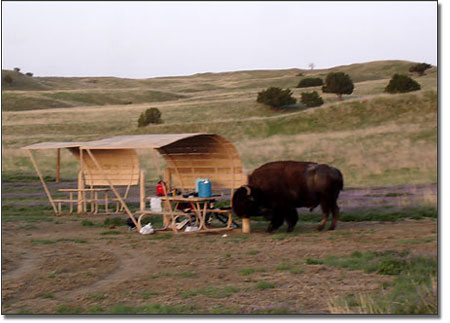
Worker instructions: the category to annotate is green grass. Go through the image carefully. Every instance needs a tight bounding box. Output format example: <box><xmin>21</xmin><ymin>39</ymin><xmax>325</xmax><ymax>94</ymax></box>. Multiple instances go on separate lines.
<box><xmin>88</xmin><ymin>293</ymin><xmax>107</xmax><ymax>301</ymax></box>
<box><xmin>30</xmin><ymin>238</ymin><xmax>87</xmax><ymax>245</ymax></box>
<box><xmin>106</xmin><ymin>303</ymin><xmax>196</xmax><ymax>314</ymax></box>
<box><xmin>397</xmin><ymin>237</ymin><xmax>436</xmax><ymax>245</ymax></box>
<box><xmin>254</xmin><ymin>280</ymin><xmax>276</xmax><ymax>290</ymax></box>
<box><xmin>148</xmin><ymin>233</ymin><xmax>173</xmax><ymax>240</ymax></box>
<box><xmin>2</xmin><ymin>89</ymin><xmax>186</xmax><ymax>111</ymax></box>
<box><xmin>103</xmin><ymin>217</ymin><xmax>127</xmax><ymax>227</ymax></box>
<box><xmin>238</xmin><ymin>267</ymin><xmax>266</xmax><ymax>276</ymax></box>
<box><xmin>100</xmin><ymin>230</ymin><xmax>122</xmax><ymax>235</ymax></box>
<box><xmin>56</xmin><ymin>305</ymin><xmax>83</xmax><ymax>314</ymax></box>
<box><xmin>298</xmin><ymin>206</ymin><xmax>437</xmax><ymax>223</ymax></box>
<box><xmin>308</xmin><ymin>250</ymin><xmax>437</xmax><ymax>314</ymax></box>
<box><xmin>40</xmin><ymin>292</ymin><xmax>55</xmax><ymax>299</ymax></box>
<box><xmin>182</xmin><ymin>285</ymin><xmax>240</xmax><ymax>299</ymax></box>
<box><xmin>140</xmin><ymin>290</ymin><xmax>161</xmax><ymax>299</ymax></box>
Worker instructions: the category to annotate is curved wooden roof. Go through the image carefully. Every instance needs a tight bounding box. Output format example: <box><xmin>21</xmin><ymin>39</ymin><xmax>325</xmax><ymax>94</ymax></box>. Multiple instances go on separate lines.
<box><xmin>22</xmin><ymin>133</ymin><xmax>246</xmax><ymax>190</ymax></box>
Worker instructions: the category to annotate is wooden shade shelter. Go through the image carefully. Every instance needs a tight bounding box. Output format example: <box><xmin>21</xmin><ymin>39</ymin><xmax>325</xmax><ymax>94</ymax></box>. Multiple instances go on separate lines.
<box><xmin>22</xmin><ymin>133</ymin><xmax>246</xmax><ymax>231</ymax></box>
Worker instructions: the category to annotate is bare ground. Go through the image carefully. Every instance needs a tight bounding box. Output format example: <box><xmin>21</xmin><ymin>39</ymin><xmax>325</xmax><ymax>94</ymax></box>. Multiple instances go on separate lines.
<box><xmin>1</xmin><ymin>183</ymin><xmax>437</xmax><ymax>314</ymax></box>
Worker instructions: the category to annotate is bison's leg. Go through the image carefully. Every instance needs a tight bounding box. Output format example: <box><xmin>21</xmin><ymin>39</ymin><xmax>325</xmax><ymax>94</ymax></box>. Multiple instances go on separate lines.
<box><xmin>267</xmin><ymin>209</ymin><xmax>284</xmax><ymax>233</ymax></box>
<box><xmin>285</xmin><ymin>208</ymin><xmax>298</xmax><ymax>233</ymax></box>
<box><xmin>317</xmin><ymin>201</ymin><xmax>330</xmax><ymax>231</ymax></box>
<box><xmin>328</xmin><ymin>204</ymin><xmax>339</xmax><ymax>231</ymax></box>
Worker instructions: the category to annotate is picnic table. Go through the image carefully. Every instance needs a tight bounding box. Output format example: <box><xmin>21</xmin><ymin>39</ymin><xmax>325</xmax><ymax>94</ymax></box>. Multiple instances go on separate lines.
<box><xmin>135</xmin><ymin>195</ymin><xmax>235</xmax><ymax>234</ymax></box>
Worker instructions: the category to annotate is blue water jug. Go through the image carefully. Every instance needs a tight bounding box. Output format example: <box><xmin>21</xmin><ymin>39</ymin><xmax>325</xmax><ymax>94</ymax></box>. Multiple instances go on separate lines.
<box><xmin>195</xmin><ymin>178</ymin><xmax>207</xmax><ymax>192</ymax></box>
<box><xmin>198</xmin><ymin>178</ymin><xmax>212</xmax><ymax>198</ymax></box>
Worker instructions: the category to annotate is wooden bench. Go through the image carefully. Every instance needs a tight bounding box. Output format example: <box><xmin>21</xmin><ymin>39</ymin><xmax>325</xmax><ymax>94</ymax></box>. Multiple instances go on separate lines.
<box><xmin>55</xmin><ymin>188</ymin><xmax>112</xmax><ymax>215</ymax></box>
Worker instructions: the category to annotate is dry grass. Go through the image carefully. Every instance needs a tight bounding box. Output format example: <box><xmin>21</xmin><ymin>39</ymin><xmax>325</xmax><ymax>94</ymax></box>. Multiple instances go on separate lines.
<box><xmin>1</xmin><ymin>61</ymin><xmax>437</xmax><ymax>187</ymax></box>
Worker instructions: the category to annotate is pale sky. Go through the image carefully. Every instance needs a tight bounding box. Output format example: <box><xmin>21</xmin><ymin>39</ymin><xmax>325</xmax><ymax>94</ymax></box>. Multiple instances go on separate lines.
<box><xmin>1</xmin><ymin>1</ymin><xmax>438</xmax><ymax>78</ymax></box>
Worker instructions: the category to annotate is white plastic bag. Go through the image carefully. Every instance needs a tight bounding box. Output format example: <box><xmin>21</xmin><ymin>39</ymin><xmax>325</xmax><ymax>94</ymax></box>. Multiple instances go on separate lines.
<box><xmin>139</xmin><ymin>223</ymin><xmax>155</xmax><ymax>235</ymax></box>
<box><xmin>184</xmin><ymin>226</ymin><xmax>199</xmax><ymax>232</ymax></box>
<box><xmin>150</xmin><ymin>197</ymin><xmax>162</xmax><ymax>212</ymax></box>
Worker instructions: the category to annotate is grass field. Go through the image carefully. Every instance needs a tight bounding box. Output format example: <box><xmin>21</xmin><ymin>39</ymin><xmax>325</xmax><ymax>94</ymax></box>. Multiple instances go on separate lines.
<box><xmin>2</xmin><ymin>60</ymin><xmax>437</xmax><ymax>187</ymax></box>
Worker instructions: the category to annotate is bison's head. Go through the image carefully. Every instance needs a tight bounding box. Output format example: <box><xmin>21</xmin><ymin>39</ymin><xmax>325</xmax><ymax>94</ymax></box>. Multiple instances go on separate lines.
<box><xmin>232</xmin><ymin>185</ymin><xmax>263</xmax><ymax>219</ymax></box>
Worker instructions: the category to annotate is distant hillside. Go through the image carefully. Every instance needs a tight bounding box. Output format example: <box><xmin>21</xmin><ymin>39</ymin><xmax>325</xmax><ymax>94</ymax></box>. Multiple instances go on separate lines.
<box><xmin>2</xmin><ymin>59</ymin><xmax>437</xmax><ymax>187</ymax></box>
<box><xmin>1</xmin><ymin>60</ymin><xmax>437</xmax><ymax>112</ymax></box>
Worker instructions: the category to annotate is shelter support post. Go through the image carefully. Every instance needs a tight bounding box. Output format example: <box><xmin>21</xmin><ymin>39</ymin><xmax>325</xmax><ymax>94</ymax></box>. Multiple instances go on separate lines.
<box><xmin>77</xmin><ymin>170</ymin><xmax>84</xmax><ymax>214</ymax></box>
<box><xmin>140</xmin><ymin>170</ymin><xmax>146</xmax><ymax>211</ymax></box>
<box><xmin>56</xmin><ymin>148</ymin><xmax>61</xmax><ymax>183</ymax></box>
<box><xmin>85</xmin><ymin>149</ymin><xmax>139</xmax><ymax>230</ymax></box>
<box><xmin>152</xmin><ymin>148</ymin><xmax>173</xmax><ymax>227</ymax></box>
<box><xmin>26</xmin><ymin>149</ymin><xmax>58</xmax><ymax>215</ymax></box>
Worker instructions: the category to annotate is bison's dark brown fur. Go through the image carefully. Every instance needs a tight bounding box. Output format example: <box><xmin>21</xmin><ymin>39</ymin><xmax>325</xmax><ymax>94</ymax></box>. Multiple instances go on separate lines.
<box><xmin>232</xmin><ymin>161</ymin><xmax>343</xmax><ymax>233</ymax></box>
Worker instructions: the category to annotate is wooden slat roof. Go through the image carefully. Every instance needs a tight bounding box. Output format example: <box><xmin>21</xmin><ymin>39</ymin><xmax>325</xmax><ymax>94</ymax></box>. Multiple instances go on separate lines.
<box><xmin>21</xmin><ymin>142</ymin><xmax>85</xmax><ymax>150</ymax></box>
<box><xmin>80</xmin><ymin>134</ymin><xmax>206</xmax><ymax>149</ymax></box>
<box><xmin>22</xmin><ymin>134</ymin><xmax>207</xmax><ymax>150</ymax></box>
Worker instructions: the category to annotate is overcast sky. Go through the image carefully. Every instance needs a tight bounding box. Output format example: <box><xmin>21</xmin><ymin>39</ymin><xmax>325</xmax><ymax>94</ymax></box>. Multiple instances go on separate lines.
<box><xmin>1</xmin><ymin>1</ymin><xmax>437</xmax><ymax>78</ymax></box>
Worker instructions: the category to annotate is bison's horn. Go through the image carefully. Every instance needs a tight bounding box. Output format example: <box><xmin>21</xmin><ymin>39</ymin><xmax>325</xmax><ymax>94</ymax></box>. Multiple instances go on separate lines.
<box><xmin>243</xmin><ymin>185</ymin><xmax>252</xmax><ymax>196</ymax></box>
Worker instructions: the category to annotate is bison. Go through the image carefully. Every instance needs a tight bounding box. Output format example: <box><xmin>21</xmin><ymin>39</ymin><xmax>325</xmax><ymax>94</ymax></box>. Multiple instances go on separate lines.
<box><xmin>232</xmin><ymin>161</ymin><xmax>343</xmax><ymax>233</ymax></box>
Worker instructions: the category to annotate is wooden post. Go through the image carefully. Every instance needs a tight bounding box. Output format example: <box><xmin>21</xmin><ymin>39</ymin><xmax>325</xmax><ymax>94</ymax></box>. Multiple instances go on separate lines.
<box><xmin>77</xmin><ymin>170</ymin><xmax>84</xmax><ymax>213</ymax></box>
<box><xmin>26</xmin><ymin>150</ymin><xmax>58</xmax><ymax>215</ymax></box>
<box><xmin>85</xmin><ymin>149</ymin><xmax>138</xmax><ymax>229</ymax></box>
<box><xmin>56</xmin><ymin>148</ymin><xmax>61</xmax><ymax>183</ymax></box>
<box><xmin>242</xmin><ymin>218</ymin><xmax>251</xmax><ymax>234</ymax></box>
<box><xmin>140</xmin><ymin>169</ymin><xmax>146</xmax><ymax>211</ymax></box>
<box><xmin>152</xmin><ymin>149</ymin><xmax>174</xmax><ymax>227</ymax></box>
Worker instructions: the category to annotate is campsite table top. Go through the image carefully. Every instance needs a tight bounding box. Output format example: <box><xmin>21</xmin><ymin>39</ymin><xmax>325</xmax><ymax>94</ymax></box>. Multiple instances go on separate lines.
<box><xmin>58</xmin><ymin>188</ymin><xmax>112</xmax><ymax>192</ymax></box>
<box><xmin>159</xmin><ymin>196</ymin><xmax>218</xmax><ymax>202</ymax></box>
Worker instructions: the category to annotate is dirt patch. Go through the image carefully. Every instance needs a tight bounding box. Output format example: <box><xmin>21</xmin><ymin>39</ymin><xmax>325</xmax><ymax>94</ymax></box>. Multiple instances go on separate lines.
<box><xmin>1</xmin><ymin>218</ymin><xmax>437</xmax><ymax>314</ymax></box>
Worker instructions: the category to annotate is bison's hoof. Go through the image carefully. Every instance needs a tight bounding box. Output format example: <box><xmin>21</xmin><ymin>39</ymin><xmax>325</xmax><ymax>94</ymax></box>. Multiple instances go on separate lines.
<box><xmin>328</xmin><ymin>226</ymin><xmax>336</xmax><ymax>231</ymax></box>
<box><xmin>316</xmin><ymin>226</ymin><xmax>325</xmax><ymax>231</ymax></box>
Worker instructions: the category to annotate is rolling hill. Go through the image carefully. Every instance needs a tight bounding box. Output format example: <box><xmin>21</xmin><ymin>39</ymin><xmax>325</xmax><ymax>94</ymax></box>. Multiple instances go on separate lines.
<box><xmin>1</xmin><ymin>60</ymin><xmax>437</xmax><ymax>187</ymax></box>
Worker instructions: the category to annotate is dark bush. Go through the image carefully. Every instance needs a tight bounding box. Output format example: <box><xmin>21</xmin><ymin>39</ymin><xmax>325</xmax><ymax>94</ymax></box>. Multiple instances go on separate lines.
<box><xmin>2</xmin><ymin>74</ymin><xmax>13</xmax><ymax>85</ymax></box>
<box><xmin>322</xmin><ymin>72</ymin><xmax>354</xmax><ymax>100</ymax></box>
<box><xmin>14</xmin><ymin>67</ymin><xmax>21</xmax><ymax>72</ymax></box>
<box><xmin>384</xmin><ymin>74</ymin><xmax>421</xmax><ymax>93</ymax></box>
<box><xmin>256</xmin><ymin>87</ymin><xmax>296</xmax><ymax>108</ymax></box>
<box><xmin>297</xmin><ymin>77</ymin><xmax>323</xmax><ymax>88</ymax></box>
<box><xmin>138</xmin><ymin>108</ymin><xmax>163</xmax><ymax>127</ymax></box>
<box><xmin>409</xmin><ymin>63</ymin><xmax>432</xmax><ymax>76</ymax></box>
<box><xmin>25</xmin><ymin>72</ymin><xmax>34</xmax><ymax>77</ymax></box>
<box><xmin>300</xmin><ymin>91</ymin><xmax>324</xmax><ymax>107</ymax></box>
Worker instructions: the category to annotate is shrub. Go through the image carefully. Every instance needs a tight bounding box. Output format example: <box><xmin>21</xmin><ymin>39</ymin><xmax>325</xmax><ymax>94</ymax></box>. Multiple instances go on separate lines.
<box><xmin>14</xmin><ymin>67</ymin><xmax>21</xmax><ymax>72</ymax></box>
<box><xmin>409</xmin><ymin>63</ymin><xmax>432</xmax><ymax>76</ymax></box>
<box><xmin>2</xmin><ymin>74</ymin><xmax>13</xmax><ymax>85</ymax></box>
<box><xmin>322</xmin><ymin>72</ymin><xmax>354</xmax><ymax>100</ymax></box>
<box><xmin>300</xmin><ymin>91</ymin><xmax>324</xmax><ymax>107</ymax></box>
<box><xmin>297</xmin><ymin>77</ymin><xmax>323</xmax><ymax>88</ymax></box>
<box><xmin>384</xmin><ymin>74</ymin><xmax>421</xmax><ymax>93</ymax></box>
<box><xmin>138</xmin><ymin>108</ymin><xmax>163</xmax><ymax>127</ymax></box>
<box><xmin>25</xmin><ymin>72</ymin><xmax>34</xmax><ymax>77</ymax></box>
<box><xmin>256</xmin><ymin>87</ymin><xmax>297</xmax><ymax>108</ymax></box>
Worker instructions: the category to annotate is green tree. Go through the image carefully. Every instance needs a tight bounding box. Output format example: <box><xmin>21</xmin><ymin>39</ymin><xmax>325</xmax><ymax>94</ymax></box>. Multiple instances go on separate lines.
<box><xmin>297</xmin><ymin>77</ymin><xmax>323</xmax><ymax>88</ymax></box>
<box><xmin>138</xmin><ymin>108</ymin><xmax>163</xmax><ymax>127</ymax></box>
<box><xmin>384</xmin><ymin>74</ymin><xmax>421</xmax><ymax>93</ymax></box>
<box><xmin>322</xmin><ymin>72</ymin><xmax>354</xmax><ymax>100</ymax></box>
<box><xmin>2</xmin><ymin>74</ymin><xmax>13</xmax><ymax>85</ymax></box>
<box><xmin>256</xmin><ymin>87</ymin><xmax>297</xmax><ymax>108</ymax></box>
<box><xmin>409</xmin><ymin>63</ymin><xmax>432</xmax><ymax>76</ymax></box>
<box><xmin>300</xmin><ymin>91</ymin><xmax>324</xmax><ymax>107</ymax></box>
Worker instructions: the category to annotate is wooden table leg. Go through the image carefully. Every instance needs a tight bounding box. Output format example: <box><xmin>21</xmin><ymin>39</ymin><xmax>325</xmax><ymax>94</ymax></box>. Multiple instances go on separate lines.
<box><xmin>69</xmin><ymin>192</ymin><xmax>73</xmax><ymax>214</ymax></box>
<box><xmin>105</xmin><ymin>192</ymin><xmax>109</xmax><ymax>214</ymax></box>
<box><xmin>94</xmin><ymin>191</ymin><xmax>98</xmax><ymax>214</ymax></box>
